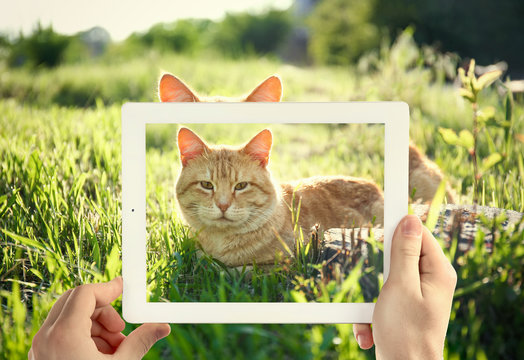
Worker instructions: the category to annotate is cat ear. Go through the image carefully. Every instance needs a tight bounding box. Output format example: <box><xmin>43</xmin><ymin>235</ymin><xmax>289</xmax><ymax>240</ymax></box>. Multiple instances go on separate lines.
<box><xmin>177</xmin><ymin>128</ymin><xmax>207</xmax><ymax>166</ymax></box>
<box><xmin>245</xmin><ymin>75</ymin><xmax>282</xmax><ymax>102</ymax></box>
<box><xmin>242</xmin><ymin>129</ymin><xmax>272</xmax><ymax>167</ymax></box>
<box><xmin>159</xmin><ymin>73</ymin><xmax>199</xmax><ymax>102</ymax></box>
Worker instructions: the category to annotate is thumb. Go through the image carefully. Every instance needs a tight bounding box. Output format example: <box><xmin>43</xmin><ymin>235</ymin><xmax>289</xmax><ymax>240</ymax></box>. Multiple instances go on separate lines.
<box><xmin>114</xmin><ymin>323</ymin><xmax>171</xmax><ymax>359</ymax></box>
<box><xmin>388</xmin><ymin>215</ymin><xmax>423</xmax><ymax>289</ymax></box>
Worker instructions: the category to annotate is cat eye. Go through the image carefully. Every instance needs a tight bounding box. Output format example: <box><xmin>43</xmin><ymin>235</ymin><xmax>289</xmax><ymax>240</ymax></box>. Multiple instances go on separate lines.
<box><xmin>200</xmin><ymin>181</ymin><xmax>214</xmax><ymax>190</ymax></box>
<box><xmin>234</xmin><ymin>182</ymin><xmax>248</xmax><ymax>191</ymax></box>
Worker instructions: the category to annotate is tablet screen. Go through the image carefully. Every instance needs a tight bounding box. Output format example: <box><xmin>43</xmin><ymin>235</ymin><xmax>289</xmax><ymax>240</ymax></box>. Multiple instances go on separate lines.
<box><xmin>145</xmin><ymin>123</ymin><xmax>384</xmax><ymax>303</ymax></box>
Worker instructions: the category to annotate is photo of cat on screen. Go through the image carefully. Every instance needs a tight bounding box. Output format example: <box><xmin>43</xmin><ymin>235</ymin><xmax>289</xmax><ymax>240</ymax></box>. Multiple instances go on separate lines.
<box><xmin>174</xmin><ymin>127</ymin><xmax>383</xmax><ymax>268</ymax></box>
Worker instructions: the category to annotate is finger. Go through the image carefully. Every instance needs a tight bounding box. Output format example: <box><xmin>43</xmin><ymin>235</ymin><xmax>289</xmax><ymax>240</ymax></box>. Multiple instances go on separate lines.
<box><xmin>352</xmin><ymin>324</ymin><xmax>374</xmax><ymax>349</ymax></box>
<box><xmin>419</xmin><ymin>226</ymin><xmax>457</xmax><ymax>296</ymax></box>
<box><xmin>91</xmin><ymin>320</ymin><xmax>126</xmax><ymax>348</ymax></box>
<box><xmin>92</xmin><ymin>305</ymin><xmax>126</xmax><ymax>333</ymax></box>
<box><xmin>92</xmin><ymin>336</ymin><xmax>115</xmax><ymax>355</ymax></box>
<box><xmin>41</xmin><ymin>289</ymin><xmax>73</xmax><ymax>329</ymax></box>
<box><xmin>388</xmin><ymin>215</ymin><xmax>423</xmax><ymax>290</ymax></box>
<box><xmin>114</xmin><ymin>323</ymin><xmax>171</xmax><ymax>360</ymax></box>
<box><xmin>56</xmin><ymin>277</ymin><xmax>123</xmax><ymax>326</ymax></box>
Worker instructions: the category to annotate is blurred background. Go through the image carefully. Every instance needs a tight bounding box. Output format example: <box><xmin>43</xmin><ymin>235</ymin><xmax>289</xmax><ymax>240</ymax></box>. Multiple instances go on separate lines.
<box><xmin>1</xmin><ymin>1</ymin><xmax>523</xmax><ymax>359</ymax></box>
<box><xmin>1</xmin><ymin>0</ymin><xmax>523</xmax><ymax>106</ymax></box>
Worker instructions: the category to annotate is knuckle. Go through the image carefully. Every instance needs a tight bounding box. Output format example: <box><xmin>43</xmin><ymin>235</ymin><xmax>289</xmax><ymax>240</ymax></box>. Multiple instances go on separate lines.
<box><xmin>74</xmin><ymin>284</ymin><xmax>91</xmax><ymax>295</ymax></box>
<box><xmin>398</xmin><ymin>245</ymin><xmax>421</xmax><ymax>258</ymax></box>
<box><xmin>31</xmin><ymin>331</ymin><xmax>42</xmax><ymax>349</ymax></box>
<box><xmin>446</xmin><ymin>264</ymin><xmax>458</xmax><ymax>287</ymax></box>
<box><xmin>139</xmin><ymin>336</ymin><xmax>154</xmax><ymax>356</ymax></box>
<box><xmin>47</xmin><ymin>328</ymin><xmax>67</xmax><ymax>351</ymax></box>
<box><xmin>48</xmin><ymin>325</ymin><xmax>64</xmax><ymax>343</ymax></box>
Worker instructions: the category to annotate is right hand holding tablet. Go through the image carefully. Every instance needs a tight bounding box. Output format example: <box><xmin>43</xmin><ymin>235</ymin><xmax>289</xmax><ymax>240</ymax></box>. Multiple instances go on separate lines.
<box><xmin>353</xmin><ymin>215</ymin><xmax>457</xmax><ymax>359</ymax></box>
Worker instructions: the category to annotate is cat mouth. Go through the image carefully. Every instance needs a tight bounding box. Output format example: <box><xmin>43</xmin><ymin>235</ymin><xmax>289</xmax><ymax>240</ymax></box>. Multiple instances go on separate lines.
<box><xmin>216</xmin><ymin>215</ymin><xmax>234</xmax><ymax>222</ymax></box>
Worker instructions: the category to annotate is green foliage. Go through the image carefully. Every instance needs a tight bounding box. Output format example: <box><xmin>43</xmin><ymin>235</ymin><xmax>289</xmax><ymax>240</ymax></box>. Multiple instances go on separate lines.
<box><xmin>125</xmin><ymin>19</ymin><xmax>212</xmax><ymax>55</ymax></box>
<box><xmin>439</xmin><ymin>59</ymin><xmax>505</xmax><ymax>203</ymax></box>
<box><xmin>308</xmin><ymin>0</ymin><xmax>380</xmax><ymax>65</ymax></box>
<box><xmin>444</xmin><ymin>214</ymin><xmax>524</xmax><ymax>359</ymax></box>
<box><xmin>306</xmin><ymin>0</ymin><xmax>524</xmax><ymax>70</ymax></box>
<box><xmin>372</xmin><ymin>0</ymin><xmax>524</xmax><ymax>71</ymax></box>
<box><xmin>7</xmin><ymin>23</ymin><xmax>71</xmax><ymax>68</ymax></box>
<box><xmin>214</xmin><ymin>10</ymin><xmax>292</xmax><ymax>57</ymax></box>
<box><xmin>105</xmin><ymin>10</ymin><xmax>291</xmax><ymax>61</ymax></box>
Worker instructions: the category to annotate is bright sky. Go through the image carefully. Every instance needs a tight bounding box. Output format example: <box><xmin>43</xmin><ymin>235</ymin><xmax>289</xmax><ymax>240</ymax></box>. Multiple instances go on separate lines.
<box><xmin>0</xmin><ymin>0</ymin><xmax>293</xmax><ymax>41</ymax></box>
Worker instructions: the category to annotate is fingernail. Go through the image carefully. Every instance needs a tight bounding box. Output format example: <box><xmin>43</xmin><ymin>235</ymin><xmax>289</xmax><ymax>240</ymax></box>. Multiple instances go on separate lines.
<box><xmin>401</xmin><ymin>215</ymin><xmax>422</xmax><ymax>237</ymax></box>
<box><xmin>156</xmin><ymin>324</ymin><xmax>171</xmax><ymax>339</ymax></box>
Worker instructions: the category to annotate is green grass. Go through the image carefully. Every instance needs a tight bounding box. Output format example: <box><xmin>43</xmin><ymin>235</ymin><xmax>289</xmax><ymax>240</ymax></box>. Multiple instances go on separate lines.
<box><xmin>1</xmin><ymin>33</ymin><xmax>524</xmax><ymax>359</ymax></box>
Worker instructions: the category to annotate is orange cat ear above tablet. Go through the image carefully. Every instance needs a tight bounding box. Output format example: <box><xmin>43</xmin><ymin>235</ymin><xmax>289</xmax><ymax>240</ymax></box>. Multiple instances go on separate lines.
<box><xmin>245</xmin><ymin>75</ymin><xmax>283</xmax><ymax>102</ymax></box>
<box><xmin>242</xmin><ymin>129</ymin><xmax>272</xmax><ymax>167</ymax></box>
<box><xmin>159</xmin><ymin>73</ymin><xmax>199</xmax><ymax>102</ymax></box>
<box><xmin>177</xmin><ymin>128</ymin><xmax>207</xmax><ymax>166</ymax></box>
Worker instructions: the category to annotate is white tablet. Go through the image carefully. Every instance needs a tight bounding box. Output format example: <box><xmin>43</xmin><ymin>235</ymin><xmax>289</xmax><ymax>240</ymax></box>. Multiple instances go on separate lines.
<box><xmin>122</xmin><ymin>102</ymin><xmax>408</xmax><ymax>323</ymax></box>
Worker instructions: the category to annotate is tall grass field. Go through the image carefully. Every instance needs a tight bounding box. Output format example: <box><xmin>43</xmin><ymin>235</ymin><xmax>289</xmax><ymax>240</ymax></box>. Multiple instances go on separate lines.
<box><xmin>1</xmin><ymin>33</ymin><xmax>524</xmax><ymax>359</ymax></box>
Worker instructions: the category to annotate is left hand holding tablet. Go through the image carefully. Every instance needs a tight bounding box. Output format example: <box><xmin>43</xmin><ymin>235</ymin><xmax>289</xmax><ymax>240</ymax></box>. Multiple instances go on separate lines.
<box><xmin>28</xmin><ymin>277</ymin><xmax>170</xmax><ymax>360</ymax></box>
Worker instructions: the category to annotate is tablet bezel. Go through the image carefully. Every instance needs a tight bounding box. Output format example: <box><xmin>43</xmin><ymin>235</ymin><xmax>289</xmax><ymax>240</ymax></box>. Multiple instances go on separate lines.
<box><xmin>122</xmin><ymin>102</ymin><xmax>409</xmax><ymax>323</ymax></box>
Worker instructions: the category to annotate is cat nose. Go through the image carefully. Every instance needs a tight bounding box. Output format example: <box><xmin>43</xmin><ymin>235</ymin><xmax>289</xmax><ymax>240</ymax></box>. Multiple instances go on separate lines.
<box><xmin>216</xmin><ymin>202</ymin><xmax>230</xmax><ymax>213</ymax></box>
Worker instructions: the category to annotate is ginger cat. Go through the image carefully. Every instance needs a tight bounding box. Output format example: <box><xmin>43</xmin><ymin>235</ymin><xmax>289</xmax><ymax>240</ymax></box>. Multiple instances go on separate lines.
<box><xmin>175</xmin><ymin>127</ymin><xmax>383</xmax><ymax>266</ymax></box>
<box><xmin>158</xmin><ymin>73</ymin><xmax>454</xmax><ymax>265</ymax></box>
<box><xmin>159</xmin><ymin>73</ymin><xmax>455</xmax><ymax>204</ymax></box>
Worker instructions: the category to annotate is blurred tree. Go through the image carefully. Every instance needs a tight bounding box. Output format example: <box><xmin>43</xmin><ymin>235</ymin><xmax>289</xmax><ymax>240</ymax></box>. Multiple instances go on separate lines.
<box><xmin>0</xmin><ymin>34</ymin><xmax>10</xmax><ymax>60</ymax></box>
<box><xmin>307</xmin><ymin>0</ymin><xmax>380</xmax><ymax>65</ymax></box>
<box><xmin>7</xmin><ymin>23</ymin><xmax>70</xmax><ymax>68</ymax></box>
<box><xmin>213</xmin><ymin>10</ymin><xmax>292</xmax><ymax>57</ymax></box>
<box><xmin>373</xmin><ymin>0</ymin><xmax>524</xmax><ymax>71</ymax></box>
<box><xmin>127</xmin><ymin>19</ymin><xmax>212</xmax><ymax>55</ymax></box>
<box><xmin>306</xmin><ymin>0</ymin><xmax>524</xmax><ymax>71</ymax></box>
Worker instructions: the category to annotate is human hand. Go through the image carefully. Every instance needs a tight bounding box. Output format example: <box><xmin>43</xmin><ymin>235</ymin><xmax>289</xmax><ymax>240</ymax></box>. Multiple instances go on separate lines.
<box><xmin>29</xmin><ymin>277</ymin><xmax>170</xmax><ymax>360</ymax></box>
<box><xmin>353</xmin><ymin>215</ymin><xmax>457</xmax><ymax>359</ymax></box>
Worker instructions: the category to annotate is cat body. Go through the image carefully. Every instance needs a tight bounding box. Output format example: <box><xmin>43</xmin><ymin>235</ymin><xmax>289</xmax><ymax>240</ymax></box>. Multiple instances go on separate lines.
<box><xmin>159</xmin><ymin>73</ymin><xmax>454</xmax><ymax>266</ymax></box>
<box><xmin>175</xmin><ymin>128</ymin><xmax>383</xmax><ymax>266</ymax></box>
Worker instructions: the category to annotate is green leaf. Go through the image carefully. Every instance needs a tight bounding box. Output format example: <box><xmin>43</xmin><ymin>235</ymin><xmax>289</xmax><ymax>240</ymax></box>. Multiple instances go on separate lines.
<box><xmin>505</xmin><ymin>90</ymin><xmax>514</xmax><ymax>146</ymax></box>
<box><xmin>481</xmin><ymin>153</ymin><xmax>502</xmax><ymax>173</ymax></box>
<box><xmin>457</xmin><ymin>129</ymin><xmax>474</xmax><ymax>149</ymax></box>
<box><xmin>425</xmin><ymin>179</ymin><xmax>447</xmax><ymax>232</ymax></box>
<box><xmin>477</xmin><ymin>106</ymin><xmax>496</xmax><ymax>123</ymax></box>
<box><xmin>29</xmin><ymin>268</ymin><xmax>44</xmax><ymax>280</ymax></box>
<box><xmin>477</xmin><ymin>70</ymin><xmax>502</xmax><ymax>90</ymax></box>
<box><xmin>2</xmin><ymin>229</ymin><xmax>46</xmax><ymax>251</ymax></box>
<box><xmin>105</xmin><ymin>245</ymin><xmax>122</xmax><ymax>279</ymax></box>
<box><xmin>505</xmin><ymin>90</ymin><xmax>513</xmax><ymax>122</ymax></box>
<box><xmin>438</xmin><ymin>128</ymin><xmax>473</xmax><ymax>149</ymax></box>
<box><xmin>439</xmin><ymin>127</ymin><xmax>459</xmax><ymax>145</ymax></box>
<box><xmin>290</xmin><ymin>290</ymin><xmax>308</xmax><ymax>303</ymax></box>
<box><xmin>0</xmin><ymin>189</ymin><xmax>19</xmax><ymax>218</ymax></box>
<box><xmin>458</xmin><ymin>67</ymin><xmax>467</xmax><ymax>85</ymax></box>
<box><xmin>467</xmin><ymin>59</ymin><xmax>476</xmax><ymax>79</ymax></box>
<box><xmin>459</xmin><ymin>88</ymin><xmax>475</xmax><ymax>102</ymax></box>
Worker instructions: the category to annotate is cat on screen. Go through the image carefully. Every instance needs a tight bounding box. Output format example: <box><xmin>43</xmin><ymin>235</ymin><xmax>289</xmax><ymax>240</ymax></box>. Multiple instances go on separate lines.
<box><xmin>175</xmin><ymin>126</ymin><xmax>383</xmax><ymax>266</ymax></box>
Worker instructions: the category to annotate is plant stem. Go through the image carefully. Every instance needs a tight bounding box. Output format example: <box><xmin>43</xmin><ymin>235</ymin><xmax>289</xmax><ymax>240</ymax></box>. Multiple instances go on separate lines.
<box><xmin>472</xmin><ymin>102</ymin><xmax>479</xmax><ymax>204</ymax></box>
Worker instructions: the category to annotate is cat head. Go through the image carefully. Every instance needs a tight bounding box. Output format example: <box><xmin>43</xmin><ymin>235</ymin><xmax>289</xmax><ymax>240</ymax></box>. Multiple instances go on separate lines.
<box><xmin>158</xmin><ymin>73</ymin><xmax>283</xmax><ymax>102</ymax></box>
<box><xmin>175</xmin><ymin>127</ymin><xmax>277</xmax><ymax>233</ymax></box>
